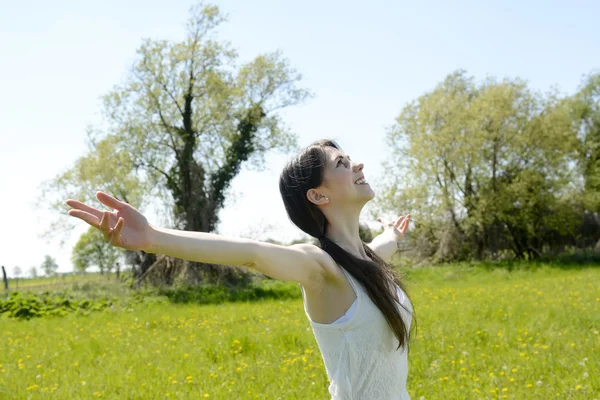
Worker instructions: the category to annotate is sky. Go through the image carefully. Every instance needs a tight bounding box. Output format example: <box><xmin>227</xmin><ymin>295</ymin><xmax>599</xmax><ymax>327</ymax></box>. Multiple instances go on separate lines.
<box><xmin>1</xmin><ymin>0</ymin><xmax>598</xmax><ymax>276</ymax></box>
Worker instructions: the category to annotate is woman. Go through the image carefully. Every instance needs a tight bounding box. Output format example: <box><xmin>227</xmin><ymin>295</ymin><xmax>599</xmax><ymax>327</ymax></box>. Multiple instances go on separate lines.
<box><xmin>66</xmin><ymin>139</ymin><xmax>415</xmax><ymax>399</ymax></box>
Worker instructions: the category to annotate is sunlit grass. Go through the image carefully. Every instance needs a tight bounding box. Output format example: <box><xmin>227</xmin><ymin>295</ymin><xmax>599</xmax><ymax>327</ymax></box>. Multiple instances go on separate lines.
<box><xmin>1</xmin><ymin>264</ymin><xmax>598</xmax><ymax>399</ymax></box>
<box><xmin>5</xmin><ymin>272</ymin><xmax>120</xmax><ymax>291</ymax></box>
<box><xmin>404</xmin><ymin>264</ymin><xmax>599</xmax><ymax>399</ymax></box>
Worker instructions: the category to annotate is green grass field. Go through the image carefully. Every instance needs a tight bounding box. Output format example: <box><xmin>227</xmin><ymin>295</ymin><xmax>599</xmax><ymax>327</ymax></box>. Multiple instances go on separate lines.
<box><xmin>4</xmin><ymin>273</ymin><xmax>116</xmax><ymax>291</ymax></box>
<box><xmin>1</xmin><ymin>264</ymin><xmax>598</xmax><ymax>399</ymax></box>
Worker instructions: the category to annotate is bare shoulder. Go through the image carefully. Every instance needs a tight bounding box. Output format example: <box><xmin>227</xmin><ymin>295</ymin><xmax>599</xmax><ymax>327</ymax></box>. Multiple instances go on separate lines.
<box><xmin>291</xmin><ymin>243</ymin><xmax>342</xmax><ymax>286</ymax></box>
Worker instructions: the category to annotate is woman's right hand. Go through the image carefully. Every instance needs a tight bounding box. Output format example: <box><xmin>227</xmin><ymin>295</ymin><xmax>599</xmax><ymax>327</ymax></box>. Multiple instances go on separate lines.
<box><xmin>66</xmin><ymin>191</ymin><xmax>153</xmax><ymax>252</ymax></box>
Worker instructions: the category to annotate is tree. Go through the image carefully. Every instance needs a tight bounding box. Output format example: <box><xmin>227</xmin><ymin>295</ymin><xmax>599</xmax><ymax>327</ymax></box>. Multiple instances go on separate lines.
<box><xmin>572</xmin><ymin>72</ymin><xmax>600</xmax><ymax>212</ymax></box>
<box><xmin>41</xmin><ymin>255</ymin><xmax>59</xmax><ymax>277</ymax></box>
<box><xmin>37</xmin><ymin>2</ymin><xmax>310</xmax><ymax>284</ymax></box>
<box><xmin>29</xmin><ymin>266</ymin><xmax>38</xmax><ymax>279</ymax></box>
<box><xmin>72</xmin><ymin>226</ymin><xmax>122</xmax><ymax>275</ymax></box>
<box><xmin>100</xmin><ymin>3</ymin><xmax>308</xmax><ymax>233</ymax></box>
<box><xmin>375</xmin><ymin>70</ymin><xmax>580</xmax><ymax>261</ymax></box>
<box><xmin>12</xmin><ymin>266</ymin><xmax>22</xmax><ymax>289</ymax></box>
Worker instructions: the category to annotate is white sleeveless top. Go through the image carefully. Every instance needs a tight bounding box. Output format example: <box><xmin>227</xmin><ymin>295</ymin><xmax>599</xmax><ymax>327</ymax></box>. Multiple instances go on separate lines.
<box><xmin>300</xmin><ymin>267</ymin><xmax>413</xmax><ymax>400</ymax></box>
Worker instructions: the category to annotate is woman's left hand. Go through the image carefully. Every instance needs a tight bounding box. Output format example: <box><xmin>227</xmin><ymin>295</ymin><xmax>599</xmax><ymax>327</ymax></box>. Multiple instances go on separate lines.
<box><xmin>376</xmin><ymin>214</ymin><xmax>411</xmax><ymax>241</ymax></box>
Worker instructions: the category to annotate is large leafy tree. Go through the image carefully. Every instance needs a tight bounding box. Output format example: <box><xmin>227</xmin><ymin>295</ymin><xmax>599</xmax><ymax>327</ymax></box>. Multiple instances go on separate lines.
<box><xmin>374</xmin><ymin>70</ymin><xmax>580</xmax><ymax>261</ymax></box>
<box><xmin>38</xmin><ymin>2</ymin><xmax>310</xmax><ymax>283</ymax></box>
<box><xmin>100</xmin><ymin>3</ymin><xmax>308</xmax><ymax>234</ymax></box>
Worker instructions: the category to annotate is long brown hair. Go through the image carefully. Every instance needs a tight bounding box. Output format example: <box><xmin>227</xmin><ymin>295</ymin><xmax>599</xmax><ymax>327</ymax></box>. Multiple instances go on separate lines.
<box><xmin>279</xmin><ymin>139</ymin><xmax>416</xmax><ymax>351</ymax></box>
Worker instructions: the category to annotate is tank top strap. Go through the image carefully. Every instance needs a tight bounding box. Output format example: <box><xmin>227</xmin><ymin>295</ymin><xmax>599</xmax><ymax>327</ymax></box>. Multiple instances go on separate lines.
<box><xmin>340</xmin><ymin>267</ymin><xmax>360</xmax><ymax>295</ymax></box>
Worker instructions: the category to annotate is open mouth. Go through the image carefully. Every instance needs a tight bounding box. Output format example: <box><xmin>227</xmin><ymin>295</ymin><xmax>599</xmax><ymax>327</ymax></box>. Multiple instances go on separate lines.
<box><xmin>354</xmin><ymin>177</ymin><xmax>368</xmax><ymax>185</ymax></box>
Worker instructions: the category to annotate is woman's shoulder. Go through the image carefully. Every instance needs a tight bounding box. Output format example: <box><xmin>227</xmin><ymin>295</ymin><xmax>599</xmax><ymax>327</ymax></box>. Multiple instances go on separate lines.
<box><xmin>294</xmin><ymin>243</ymin><xmax>345</xmax><ymax>287</ymax></box>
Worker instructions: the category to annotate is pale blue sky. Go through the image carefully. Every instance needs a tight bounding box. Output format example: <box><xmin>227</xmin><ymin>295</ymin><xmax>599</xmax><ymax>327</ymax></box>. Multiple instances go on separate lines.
<box><xmin>1</xmin><ymin>0</ymin><xmax>598</xmax><ymax>276</ymax></box>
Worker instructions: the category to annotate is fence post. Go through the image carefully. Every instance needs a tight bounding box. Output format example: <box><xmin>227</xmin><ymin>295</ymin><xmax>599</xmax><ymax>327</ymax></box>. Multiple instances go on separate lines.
<box><xmin>2</xmin><ymin>266</ymin><xmax>7</xmax><ymax>290</ymax></box>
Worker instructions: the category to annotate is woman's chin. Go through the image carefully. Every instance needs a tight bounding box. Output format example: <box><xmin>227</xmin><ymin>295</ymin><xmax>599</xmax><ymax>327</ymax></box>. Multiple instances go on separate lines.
<box><xmin>361</xmin><ymin>189</ymin><xmax>375</xmax><ymax>201</ymax></box>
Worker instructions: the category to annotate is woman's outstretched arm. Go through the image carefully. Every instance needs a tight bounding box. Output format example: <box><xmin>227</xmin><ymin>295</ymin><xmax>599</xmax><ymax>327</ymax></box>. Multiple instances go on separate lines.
<box><xmin>146</xmin><ymin>227</ymin><xmax>332</xmax><ymax>288</ymax></box>
<box><xmin>67</xmin><ymin>191</ymin><xmax>333</xmax><ymax>289</ymax></box>
<box><xmin>146</xmin><ymin>226</ymin><xmax>258</xmax><ymax>267</ymax></box>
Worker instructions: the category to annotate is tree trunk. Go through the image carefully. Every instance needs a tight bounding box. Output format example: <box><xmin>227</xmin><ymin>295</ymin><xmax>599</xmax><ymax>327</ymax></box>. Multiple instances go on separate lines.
<box><xmin>139</xmin><ymin>252</ymin><xmax>157</xmax><ymax>277</ymax></box>
<box><xmin>168</xmin><ymin>105</ymin><xmax>266</xmax><ymax>286</ymax></box>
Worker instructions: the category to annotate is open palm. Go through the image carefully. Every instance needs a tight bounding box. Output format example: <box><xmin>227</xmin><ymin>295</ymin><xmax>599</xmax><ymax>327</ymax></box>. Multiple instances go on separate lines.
<box><xmin>377</xmin><ymin>214</ymin><xmax>411</xmax><ymax>241</ymax></box>
<box><xmin>66</xmin><ymin>191</ymin><xmax>152</xmax><ymax>252</ymax></box>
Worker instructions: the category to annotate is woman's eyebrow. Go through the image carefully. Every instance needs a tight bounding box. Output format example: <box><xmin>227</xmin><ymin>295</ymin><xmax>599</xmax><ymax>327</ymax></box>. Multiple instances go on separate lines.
<box><xmin>333</xmin><ymin>154</ymin><xmax>351</xmax><ymax>163</ymax></box>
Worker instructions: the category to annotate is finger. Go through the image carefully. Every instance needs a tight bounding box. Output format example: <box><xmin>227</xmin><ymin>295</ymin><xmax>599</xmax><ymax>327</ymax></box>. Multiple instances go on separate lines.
<box><xmin>67</xmin><ymin>209</ymin><xmax>101</xmax><ymax>229</ymax></box>
<box><xmin>400</xmin><ymin>214</ymin><xmax>411</xmax><ymax>232</ymax></box>
<box><xmin>394</xmin><ymin>215</ymin><xmax>405</xmax><ymax>228</ymax></box>
<box><xmin>109</xmin><ymin>217</ymin><xmax>124</xmax><ymax>247</ymax></box>
<box><xmin>399</xmin><ymin>215</ymin><xmax>409</xmax><ymax>232</ymax></box>
<box><xmin>96</xmin><ymin>191</ymin><xmax>124</xmax><ymax>210</ymax></box>
<box><xmin>100</xmin><ymin>211</ymin><xmax>111</xmax><ymax>241</ymax></box>
<box><xmin>66</xmin><ymin>199</ymin><xmax>104</xmax><ymax>220</ymax></box>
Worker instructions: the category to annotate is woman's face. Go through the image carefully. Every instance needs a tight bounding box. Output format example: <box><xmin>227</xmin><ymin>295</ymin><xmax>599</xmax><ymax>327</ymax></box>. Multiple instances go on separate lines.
<box><xmin>311</xmin><ymin>146</ymin><xmax>374</xmax><ymax>206</ymax></box>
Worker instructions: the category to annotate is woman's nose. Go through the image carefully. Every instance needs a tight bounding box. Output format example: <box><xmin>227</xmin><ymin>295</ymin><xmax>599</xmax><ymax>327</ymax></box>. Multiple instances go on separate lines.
<box><xmin>353</xmin><ymin>162</ymin><xmax>364</xmax><ymax>172</ymax></box>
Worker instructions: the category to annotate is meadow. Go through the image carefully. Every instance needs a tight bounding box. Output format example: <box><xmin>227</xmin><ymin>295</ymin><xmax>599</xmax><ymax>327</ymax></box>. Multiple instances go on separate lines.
<box><xmin>3</xmin><ymin>273</ymin><xmax>115</xmax><ymax>291</ymax></box>
<box><xmin>0</xmin><ymin>263</ymin><xmax>598</xmax><ymax>399</ymax></box>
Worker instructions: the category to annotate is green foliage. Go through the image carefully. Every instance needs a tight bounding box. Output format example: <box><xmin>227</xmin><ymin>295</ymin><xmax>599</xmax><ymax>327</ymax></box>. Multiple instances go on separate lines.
<box><xmin>71</xmin><ymin>226</ymin><xmax>122</xmax><ymax>274</ymax></box>
<box><xmin>572</xmin><ymin>72</ymin><xmax>600</xmax><ymax>211</ymax></box>
<box><xmin>376</xmin><ymin>70</ymin><xmax>591</xmax><ymax>262</ymax></box>
<box><xmin>90</xmin><ymin>1</ymin><xmax>309</xmax><ymax>232</ymax></box>
<box><xmin>0</xmin><ymin>276</ymin><xmax>168</xmax><ymax>321</ymax></box>
<box><xmin>157</xmin><ymin>279</ymin><xmax>301</xmax><ymax>304</ymax></box>
<box><xmin>0</xmin><ymin>292</ymin><xmax>113</xmax><ymax>321</ymax></box>
<box><xmin>40</xmin><ymin>255</ymin><xmax>59</xmax><ymax>277</ymax></box>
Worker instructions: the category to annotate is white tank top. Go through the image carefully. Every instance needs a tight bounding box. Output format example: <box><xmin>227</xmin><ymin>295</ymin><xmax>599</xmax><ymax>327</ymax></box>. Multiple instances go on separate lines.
<box><xmin>300</xmin><ymin>267</ymin><xmax>413</xmax><ymax>400</ymax></box>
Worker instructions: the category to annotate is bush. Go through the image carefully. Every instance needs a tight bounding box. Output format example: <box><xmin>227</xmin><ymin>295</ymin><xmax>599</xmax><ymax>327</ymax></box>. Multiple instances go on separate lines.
<box><xmin>158</xmin><ymin>280</ymin><xmax>301</xmax><ymax>305</ymax></box>
<box><xmin>0</xmin><ymin>291</ymin><xmax>113</xmax><ymax>320</ymax></box>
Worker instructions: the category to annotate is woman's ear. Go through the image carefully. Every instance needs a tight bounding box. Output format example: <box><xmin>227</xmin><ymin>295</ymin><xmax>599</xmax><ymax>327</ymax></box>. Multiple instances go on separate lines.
<box><xmin>307</xmin><ymin>188</ymin><xmax>329</xmax><ymax>205</ymax></box>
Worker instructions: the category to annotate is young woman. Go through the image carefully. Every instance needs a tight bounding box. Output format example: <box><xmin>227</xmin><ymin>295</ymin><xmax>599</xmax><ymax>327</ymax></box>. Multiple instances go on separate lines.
<box><xmin>66</xmin><ymin>139</ymin><xmax>415</xmax><ymax>399</ymax></box>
